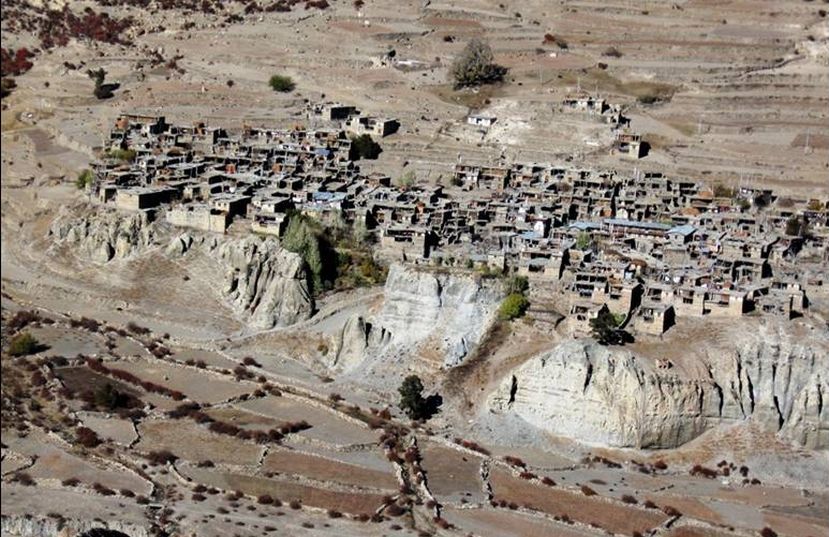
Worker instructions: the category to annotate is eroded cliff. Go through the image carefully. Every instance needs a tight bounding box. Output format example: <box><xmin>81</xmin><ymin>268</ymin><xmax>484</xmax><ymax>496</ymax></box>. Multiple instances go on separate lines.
<box><xmin>489</xmin><ymin>325</ymin><xmax>828</xmax><ymax>449</ymax></box>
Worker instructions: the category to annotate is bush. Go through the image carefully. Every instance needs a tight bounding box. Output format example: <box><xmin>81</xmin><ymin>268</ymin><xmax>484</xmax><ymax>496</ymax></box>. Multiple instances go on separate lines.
<box><xmin>602</xmin><ymin>46</ymin><xmax>622</xmax><ymax>58</ymax></box>
<box><xmin>76</xmin><ymin>426</ymin><xmax>101</xmax><ymax>448</ymax></box>
<box><xmin>498</xmin><ymin>293</ymin><xmax>529</xmax><ymax>321</ymax></box>
<box><xmin>451</xmin><ymin>39</ymin><xmax>508</xmax><ymax>88</ymax></box>
<box><xmin>146</xmin><ymin>450</ymin><xmax>178</xmax><ymax>465</ymax></box>
<box><xmin>8</xmin><ymin>332</ymin><xmax>39</xmax><ymax>356</ymax></box>
<box><xmin>76</xmin><ymin>169</ymin><xmax>94</xmax><ymax>190</ymax></box>
<box><xmin>269</xmin><ymin>74</ymin><xmax>295</xmax><ymax>92</ymax></box>
<box><xmin>7</xmin><ymin>310</ymin><xmax>41</xmax><ymax>331</ymax></box>
<box><xmin>580</xmin><ymin>485</ymin><xmax>597</xmax><ymax>496</ymax></box>
<box><xmin>760</xmin><ymin>528</ymin><xmax>777</xmax><ymax>537</ymax></box>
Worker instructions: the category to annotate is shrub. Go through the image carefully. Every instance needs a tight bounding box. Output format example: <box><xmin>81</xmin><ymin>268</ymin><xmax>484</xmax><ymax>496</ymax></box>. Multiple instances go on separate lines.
<box><xmin>146</xmin><ymin>450</ymin><xmax>178</xmax><ymax>465</ymax></box>
<box><xmin>603</xmin><ymin>46</ymin><xmax>622</xmax><ymax>57</ymax></box>
<box><xmin>62</xmin><ymin>477</ymin><xmax>81</xmax><ymax>487</ymax></box>
<box><xmin>450</xmin><ymin>39</ymin><xmax>508</xmax><ymax>88</ymax></box>
<box><xmin>14</xmin><ymin>472</ymin><xmax>35</xmax><ymax>486</ymax></box>
<box><xmin>7</xmin><ymin>310</ymin><xmax>41</xmax><ymax>331</ymax></box>
<box><xmin>498</xmin><ymin>293</ymin><xmax>529</xmax><ymax>321</ymax></box>
<box><xmin>621</xmin><ymin>494</ymin><xmax>638</xmax><ymax>504</ymax></box>
<box><xmin>269</xmin><ymin>74</ymin><xmax>295</xmax><ymax>92</ymax></box>
<box><xmin>76</xmin><ymin>169</ymin><xmax>94</xmax><ymax>190</ymax></box>
<box><xmin>258</xmin><ymin>494</ymin><xmax>274</xmax><ymax>504</ymax></box>
<box><xmin>8</xmin><ymin>332</ymin><xmax>39</xmax><ymax>356</ymax></box>
<box><xmin>580</xmin><ymin>485</ymin><xmax>597</xmax><ymax>496</ymax></box>
<box><xmin>288</xmin><ymin>499</ymin><xmax>301</xmax><ymax>510</ymax></box>
<box><xmin>690</xmin><ymin>464</ymin><xmax>718</xmax><ymax>478</ymax></box>
<box><xmin>662</xmin><ymin>505</ymin><xmax>681</xmax><ymax>517</ymax></box>
<box><xmin>242</xmin><ymin>356</ymin><xmax>261</xmax><ymax>367</ymax></box>
<box><xmin>76</xmin><ymin>426</ymin><xmax>101</xmax><ymax>448</ymax></box>
<box><xmin>760</xmin><ymin>528</ymin><xmax>777</xmax><ymax>537</ymax></box>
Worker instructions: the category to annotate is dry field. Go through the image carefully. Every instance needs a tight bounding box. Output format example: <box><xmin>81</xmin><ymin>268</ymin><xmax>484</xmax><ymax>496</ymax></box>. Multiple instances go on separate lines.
<box><xmin>489</xmin><ymin>467</ymin><xmax>670</xmax><ymax>535</ymax></box>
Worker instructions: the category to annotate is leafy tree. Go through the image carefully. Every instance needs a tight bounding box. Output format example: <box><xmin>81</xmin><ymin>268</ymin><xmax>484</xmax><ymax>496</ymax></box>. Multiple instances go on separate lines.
<box><xmin>282</xmin><ymin>214</ymin><xmax>324</xmax><ymax>292</ymax></box>
<box><xmin>349</xmin><ymin>134</ymin><xmax>382</xmax><ymax>160</ymax></box>
<box><xmin>499</xmin><ymin>293</ymin><xmax>529</xmax><ymax>321</ymax></box>
<box><xmin>590</xmin><ymin>309</ymin><xmax>625</xmax><ymax>345</ymax></box>
<box><xmin>87</xmin><ymin>68</ymin><xmax>114</xmax><ymax>99</ymax></box>
<box><xmin>397</xmin><ymin>169</ymin><xmax>416</xmax><ymax>189</ymax></box>
<box><xmin>8</xmin><ymin>332</ymin><xmax>39</xmax><ymax>356</ymax></box>
<box><xmin>398</xmin><ymin>375</ymin><xmax>427</xmax><ymax>420</ymax></box>
<box><xmin>76</xmin><ymin>169</ymin><xmax>94</xmax><ymax>189</ymax></box>
<box><xmin>269</xmin><ymin>74</ymin><xmax>295</xmax><ymax>92</ymax></box>
<box><xmin>576</xmin><ymin>232</ymin><xmax>591</xmax><ymax>250</ymax></box>
<box><xmin>450</xmin><ymin>39</ymin><xmax>508</xmax><ymax>88</ymax></box>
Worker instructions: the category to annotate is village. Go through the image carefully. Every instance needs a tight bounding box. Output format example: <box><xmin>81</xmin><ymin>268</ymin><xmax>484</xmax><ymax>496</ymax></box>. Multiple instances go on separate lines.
<box><xmin>87</xmin><ymin>101</ymin><xmax>828</xmax><ymax>339</ymax></box>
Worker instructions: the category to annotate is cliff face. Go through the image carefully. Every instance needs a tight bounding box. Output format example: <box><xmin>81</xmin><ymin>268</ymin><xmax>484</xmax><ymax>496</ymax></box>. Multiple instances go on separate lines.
<box><xmin>49</xmin><ymin>210</ymin><xmax>154</xmax><ymax>263</ymax></box>
<box><xmin>489</xmin><ymin>329</ymin><xmax>828</xmax><ymax>449</ymax></box>
<box><xmin>214</xmin><ymin>236</ymin><xmax>313</xmax><ymax>329</ymax></box>
<box><xmin>376</xmin><ymin>264</ymin><xmax>503</xmax><ymax>367</ymax></box>
<box><xmin>1</xmin><ymin>515</ymin><xmax>150</xmax><ymax>537</ymax></box>
<box><xmin>49</xmin><ymin>210</ymin><xmax>313</xmax><ymax>330</ymax></box>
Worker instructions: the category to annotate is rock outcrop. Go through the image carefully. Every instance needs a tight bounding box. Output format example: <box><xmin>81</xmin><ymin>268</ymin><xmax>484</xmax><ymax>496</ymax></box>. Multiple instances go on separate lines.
<box><xmin>50</xmin><ymin>210</ymin><xmax>154</xmax><ymax>263</ymax></box>
<box><xmin>376</xmin><ymin>264</ymin><xmax>503</xmax><ymax>367</ymax></box>
<box><xmin>489</xmin><ymin>327</ymin><xmax>828</xmax><ymax>449</ymax></box>
<box><xmin>333</xmin><ymin>314</ymin><xmax>391</xmax><ymax>372</ymax></box>
<box><xmin>214</xmin><ymin>236</ymin><xmax>313</xmax><ymax>329</ymax></box>
<box><xmin>1</xmin><ymin>515</ymin><xmax>150</xmax><ymax>537</ymax></box>
<box><xmin>49</xmin><ymin>209</ymin><xmax>312</xmax><ymax>330</ymax></box>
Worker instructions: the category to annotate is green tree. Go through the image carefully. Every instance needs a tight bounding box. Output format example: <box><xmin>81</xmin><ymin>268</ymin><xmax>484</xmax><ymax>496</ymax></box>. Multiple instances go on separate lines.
<box><xmin>349</xmin><ymin>134</ymin><xmax>382</xmax><ymax>160</ymax></box>
<box><xmin>282</xmin><ymin>214</ymin><xmax>324</xmax><ymax>292</ymax></box>
<box><xmin>8</xmin><ymin>332</ymin><xmax>39</xmax><ymax>356</ymax></box>
<box><xmin>451</xmin><ymin>39</ymin><xmax>508</xmax><ymax>88</ymax></box>
<box><xmin>589</xmin><ymin>309</ymin><xmax>624</xmax><ymax>345</ymax></box>
<box><xmin>499</xmin><ymin>293</ymin><xmax>529</xmax><ymax>321</ymax></box>
<box><xmin>576</xmin><ymin>232</ymin><xmax>591</xmax><ymax>250</ymax></box>
<box><xmin>76</xmin><ymin>169</ymin><xmax>94</xmax><ymax>190</ymax></box>
<box><xmin>269</xmin><ymin>74</ymin><xmax>295</xmax><ymax>92</ymax></box>
<box><xmin>397</xmin><ymin>169</ymin><xmax>416</xmax><ymax>189</ymax></box>
<box><xmin>398</xmin><ymin>375</ymin><xmax>427</xmax><ymax>420</ymax></box>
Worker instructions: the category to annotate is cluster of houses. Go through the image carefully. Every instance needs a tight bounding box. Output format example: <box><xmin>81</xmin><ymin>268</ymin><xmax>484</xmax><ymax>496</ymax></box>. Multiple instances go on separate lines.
<box><xmin>89</xmin><ymin>111</ymin><xmax>828</xmax><ymax>336</ymax></box>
